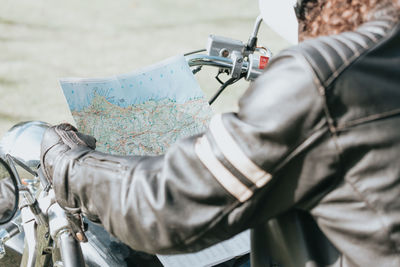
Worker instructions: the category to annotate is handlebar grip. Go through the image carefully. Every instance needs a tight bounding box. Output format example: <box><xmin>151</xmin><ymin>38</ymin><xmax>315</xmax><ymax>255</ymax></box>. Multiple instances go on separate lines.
<box><xmin>58</xmin><ymin>230</ymin><xmax>85</xmax><ymax>267</ymax></box>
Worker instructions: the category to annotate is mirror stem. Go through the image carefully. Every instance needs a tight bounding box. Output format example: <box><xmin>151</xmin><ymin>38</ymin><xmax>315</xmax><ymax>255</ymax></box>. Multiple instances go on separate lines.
<box><xmin>5</xmin><ymin>154</ymin><xmax>23</xmax><ymax>187</ymax></box>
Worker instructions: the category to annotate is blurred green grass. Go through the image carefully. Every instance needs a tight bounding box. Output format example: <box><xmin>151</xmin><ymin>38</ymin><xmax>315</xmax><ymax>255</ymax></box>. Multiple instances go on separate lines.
<box><xmin>0</xmin><ymin>0</ymin><xmax>289</xmax><ymax>136</ymax></box>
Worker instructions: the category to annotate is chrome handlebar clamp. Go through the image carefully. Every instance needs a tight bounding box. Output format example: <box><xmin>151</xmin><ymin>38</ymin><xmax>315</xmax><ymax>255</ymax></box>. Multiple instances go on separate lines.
<box><xmin>186</xmin><ymin>16</ymin><xmax>271</xmax><ymax>82</ymax></box>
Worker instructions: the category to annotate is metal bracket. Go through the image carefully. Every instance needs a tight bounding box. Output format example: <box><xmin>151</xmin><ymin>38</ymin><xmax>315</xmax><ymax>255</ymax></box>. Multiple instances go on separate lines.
<box><xmin>231</xmin><ymin>51</ymin><xmax>244</xmax><ymax>79</ymax></box>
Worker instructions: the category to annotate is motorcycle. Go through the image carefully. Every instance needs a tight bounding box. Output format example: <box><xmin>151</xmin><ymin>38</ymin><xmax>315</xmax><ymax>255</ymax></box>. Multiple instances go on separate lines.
<box><xmin>0</xmin><ymin>13</ymin><xmax>340</xmax><ymax>267</ymax></box>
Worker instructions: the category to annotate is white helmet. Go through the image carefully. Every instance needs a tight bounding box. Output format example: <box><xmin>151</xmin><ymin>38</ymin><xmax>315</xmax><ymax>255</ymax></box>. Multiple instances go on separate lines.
<box><xmin>259</xmin><ymin>0</ymin><xmax>300</xmax><ymax>44</ymax></box>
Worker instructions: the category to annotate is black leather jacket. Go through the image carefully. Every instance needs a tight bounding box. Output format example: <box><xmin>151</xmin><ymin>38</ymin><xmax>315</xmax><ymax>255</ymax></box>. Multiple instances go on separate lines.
<box><xmin>50</xmin><ymin>15</ymin><xmax>400</xmax><ymax>266</ymax></box>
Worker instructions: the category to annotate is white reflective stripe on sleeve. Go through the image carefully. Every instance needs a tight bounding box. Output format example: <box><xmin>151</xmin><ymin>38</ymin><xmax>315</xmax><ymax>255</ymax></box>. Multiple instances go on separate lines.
<box><xmin>209</xmin><ymin>114</ymin><xmax>272</xmax><ymax>188</ymax></box>
<box><xmin>195</xmin><ymin>136</ymin><xmax>253</xmax><ymax>202</ymax></box>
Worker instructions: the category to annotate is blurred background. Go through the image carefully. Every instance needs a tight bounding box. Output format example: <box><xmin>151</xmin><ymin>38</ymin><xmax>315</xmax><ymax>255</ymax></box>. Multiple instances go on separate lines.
<box><xmin>0</xmin><ymin>0</ymin><xmax>289</xmax><ymax>136</ymax></box>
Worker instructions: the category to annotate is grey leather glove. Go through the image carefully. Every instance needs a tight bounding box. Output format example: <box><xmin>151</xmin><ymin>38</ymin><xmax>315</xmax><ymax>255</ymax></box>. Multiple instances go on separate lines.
<box><xmin>40</xmin><ymin>123</ymin><xmax>96</xmax><ymax>241</ymax></box>
<box><xmin>41</xmin><ymin>123</ymin><xmax>96</xmax><ymax>184</ymax></box>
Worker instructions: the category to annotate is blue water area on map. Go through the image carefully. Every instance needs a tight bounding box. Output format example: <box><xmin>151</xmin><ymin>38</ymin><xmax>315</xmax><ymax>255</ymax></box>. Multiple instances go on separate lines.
<box><xmin>60</xmin><ymin>56</ymin><xmax>204</xmax><ymax>111</ymax></box>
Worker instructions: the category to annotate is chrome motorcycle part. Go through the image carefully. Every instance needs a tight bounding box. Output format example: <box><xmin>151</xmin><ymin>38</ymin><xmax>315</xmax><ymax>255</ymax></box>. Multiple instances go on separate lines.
<box><xmin>0</xmin><ymin>221</ymin><xmax>20</xmax><ymax>259</ymax></box>
<box><xmin>186</xmin><ymin>54</ymin><xmax>249</xmax><ymax>72</ymax></box>
<box><xmin>0</xmin><ymin>121</ymin><xmax>50</xmax><ymax>169</ymax></box>
<box><xmin>21</xmin><ymin>204</ymin><xmax>38</xmax><ymax>267</ymax></box>
<box><xmin>6</xmin><ymin>154</ymin><xmax>47</xmax><ymax>227</ymax></box>
<box><xmin>188</xmin><ymin>13</ymin><xmax>273</xmax><ymax>103</ymax></box>
<box><xmin>206</xmin><ymin>35</ymin><xmax>245</xmax><ymax>59</ymax></box>
<box><xmin>231</xmin><ymin>51</ymin><xmax>244</xmax><ymax>79</ymax></box>
<box><xmin>0</xmin><ymin>216</ymin><xmax>23</xmax><ymax>256</ymax></box>
<box><xmin>48</xmin><ymin>201</ymin><xmax>86</xmax><ymax>267</ymax></box>
<box><xmin>186</xmin><ymin>52</ymin><xmax>267</xmax><ymax>82</ymax></box>
<box><xmin>58</xmin><ymin>230</ymin><xmax>85</xmax><ymax>267</ymax></box>
<box><xmin>48</xmin><ymin>203</ymin><xmax>71</xmax><ymax>241</ymax></box>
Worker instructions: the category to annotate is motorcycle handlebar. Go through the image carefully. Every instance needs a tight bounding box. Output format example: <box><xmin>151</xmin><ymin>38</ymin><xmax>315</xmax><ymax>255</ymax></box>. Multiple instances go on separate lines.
<box><xmin>58</xmin><ymin>230</ymin><xmax>85</xmax><ymax>267</ymax></box>
<box><xmin>47</xmin><ymin>202</ymin><xmax>85</xmax><ymax>267</ymax></box>
<box><xmin>185</xmin><ymin>54</ymin><xmax>249</xmax><ymax>73</ymax></box>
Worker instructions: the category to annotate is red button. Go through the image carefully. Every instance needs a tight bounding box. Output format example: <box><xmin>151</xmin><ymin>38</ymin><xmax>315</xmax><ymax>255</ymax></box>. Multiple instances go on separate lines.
<box><xmin>259</xmin><ymin>56</ymin><xmax>269</xmax><ymax>69</ymax></box>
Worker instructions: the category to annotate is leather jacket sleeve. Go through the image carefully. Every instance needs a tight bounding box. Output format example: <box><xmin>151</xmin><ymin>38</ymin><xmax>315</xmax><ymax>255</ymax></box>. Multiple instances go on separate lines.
<box><xmin>51</xmin><ymin>51</ymin><xmax>329</xmax><ymax>255</ymax></box>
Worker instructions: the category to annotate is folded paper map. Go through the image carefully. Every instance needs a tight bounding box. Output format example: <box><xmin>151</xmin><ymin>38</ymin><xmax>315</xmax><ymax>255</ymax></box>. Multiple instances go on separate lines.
<box><xmin>60</xmin><ymin>55</ymin><xmax>249</xmax><ymax>267</ymax></box>
<box><xmin>60</xmin><ymin>55</ymin><xmax>211</xmax><ymax>156</ymax></box>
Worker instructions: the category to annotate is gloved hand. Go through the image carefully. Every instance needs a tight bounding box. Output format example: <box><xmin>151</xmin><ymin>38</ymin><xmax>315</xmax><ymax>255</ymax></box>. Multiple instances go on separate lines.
<box><xmin>41</xmin><ymin>123</ymin><xmax>96</xmax><ymax>183</ymax></box>
<box><xmin>40</xmin><ymin>123</ymin><xmax>96</xmax><ymax>242</ymax></box>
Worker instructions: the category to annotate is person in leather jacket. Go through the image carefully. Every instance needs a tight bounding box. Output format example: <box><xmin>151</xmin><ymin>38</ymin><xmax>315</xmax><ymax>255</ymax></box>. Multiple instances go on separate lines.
<box><xmin>40</xmin><ymin>0</ymin><xmax>400</xmax><ymax>266</ymax></box>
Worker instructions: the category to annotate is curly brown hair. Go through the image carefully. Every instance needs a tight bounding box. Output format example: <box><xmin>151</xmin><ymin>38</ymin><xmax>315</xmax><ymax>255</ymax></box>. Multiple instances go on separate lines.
<box><xmin>297</xmin><ymin>0</ymin><xmax>400</xmax><ymax>41</ymax></box>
